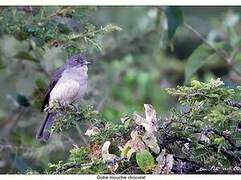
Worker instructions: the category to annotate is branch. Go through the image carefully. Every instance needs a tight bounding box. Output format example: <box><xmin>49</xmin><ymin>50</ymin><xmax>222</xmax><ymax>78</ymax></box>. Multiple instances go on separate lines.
<box><xmin>225</xmin><ymin>99</ymin><xmax>241</xmax><ymax>109</ymax></box>
<box><xmin>211</xmin><ymin>128</ymin><xmax>236</xmax><ymax>149</ymax></box>
<box><xmin>0</xmin><ymin>107</ymin><xmax>27</xmax><ymax>137</ymax></box>
<box><xmin>173</xmin><ymin>155</ymin><xmax>205</xmax><ymax>169</ymax></box>
<box><xmin>40</xmin><ymin>6</ymin><xmax>73</xmax><ymax>22</ymax></box>
<box><xmin>54</xmin><ymin>162</ymin><xmax>93</xmax><ymax>174</ymax></box>
<box><xmin>184</xmin><ymin>22</ymin><xmax>241</xmax><ymax>77</ymax></box>
<box><xmin>100</xmin><ymin>29</ymin><xmax>157</xmax><ymax>61</ymax></box>
<box><xmin>200</xmin><ymin>141</ymin><xmax>240</xmax><ymax>165</ymax></box>
<box><xmin>36</xmin><ymin>59</ymin><xmax>52</xmax><ymax>77</ymax></box>
<box><xmin>161</xmin><ymin>128</ymin><xmax>240</xmax><ymax>167</ymax></box>
<box><xmin>196</xmin><ymin>168</ymin><xmax>241</xmax><ymax>174</ymax></box>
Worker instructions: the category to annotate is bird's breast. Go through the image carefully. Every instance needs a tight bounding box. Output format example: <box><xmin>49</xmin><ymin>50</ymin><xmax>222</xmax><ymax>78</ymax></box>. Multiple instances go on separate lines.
<box><xmin>49</xmin><ymin>71</ymin><xmax>87</xmax><ymax>105</ymax></box>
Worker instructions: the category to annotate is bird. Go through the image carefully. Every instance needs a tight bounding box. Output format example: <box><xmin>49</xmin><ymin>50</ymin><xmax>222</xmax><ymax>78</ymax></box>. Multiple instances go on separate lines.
<box><xmin>36</xmin><ymin>54</ymin><xmax>90</xmax><ymax>142</ymax></box>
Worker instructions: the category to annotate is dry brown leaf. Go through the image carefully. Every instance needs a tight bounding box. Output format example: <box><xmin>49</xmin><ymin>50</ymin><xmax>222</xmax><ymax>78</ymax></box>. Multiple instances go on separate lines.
<box><xmin>102</xmin><ymin>141</ymin><xmax>117</xmax><ymax>161</ymax></box>
<box><xmin>101</xmin><ymin>141</ymin><xmax>118</xmax><ymax>172</ymax></box>
<box><xmin>120</xmin><ymin>115</ymin><xmax>131</xmax><ymax>124</ymax></box>
<box><xmin>163</xmin><ymin>154</ymin><xmax>174</xmax><ymax>174</ymax></box>
<box><xmin>133</xmin><ymin>113</ymin><xmax>146</xmax><ymax>126</ymax></box>
<box><xmin>128</xmin><ymin>131</ymin><xmax>146</xmax><ymax>152</ymax></box>
<box><xmin>133</xmin><ymin>104</ymin><xmax>158</xmax><ymax>134</ymax></box>
<box><xmin>156</xmin><ymin>149</ymin><xmax>166</xmax><ymax>164</ymax></box>
<box><xmin>85</xmin><ymin>126</ymin><xmax>100</xmax><ymax>137</ymax></box>
<box><xmin>121</xmin><ymin>130</ymin><xmax>146</xmax><ymax>160</ymax></box>
<box><xmin>142</xmin><ymin>132</ymin><xmax>160</xmax><ymax>154</ymax></box>
<box><xmin>153</xmin><ymin>149</ymin><xmax>166</xmax><ymax>174</ymax></box>
<box><xmin>144</xmin><ymin>104</ymin><xmax>158</xmax><ymax>132</ymax></box>
<box><xmin>153</xmin><ymin>149</ymin><xmax>174</xmax><ymax>174</ymax></box>
<box><xmin>90</xmin><ymin>143</ymin><xmax>102</xmax><ymax>160</ymax></box>
<box><xmin>196</xmin><ymin>133</ymin><xmax>210</xmax><ymax>144</ymax></box>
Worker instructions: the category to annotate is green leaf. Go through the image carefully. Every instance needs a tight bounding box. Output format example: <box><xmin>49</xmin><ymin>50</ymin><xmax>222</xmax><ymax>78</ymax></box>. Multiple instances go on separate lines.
<box><xmin>58</xmin><ymin>23</ymin><xmax>71</xmax><ymax>34</ymax></box>
<box><xmin>165</xmin><ymin>7</ymin><xmax>184</xmax><ymax>40</ymax></box>
<box><xmin>185</xmin><ymin>44</ymin><xmax>214</xmax><ymax>83</ymax></box>
<box><xmin>16</xmin><ymin>94</ymin><xmax>30</xmax><ymax>107</ymax></box>
<box><xmin>35</xmin><ymin>79</ymin><xmax>47</xmax><ymax>90</ymax></box>
<box><xmin>0</xmin><ymin>57</ymin><xmax>5</xmax><ymax>69</ymax></box>
<box><xmin>14</xmin><ymin>51</ymin><xmax>37</xmax><ymax>62</ymax></box>
<box><xmin>214</xmin><ymin>137</ymin><xmax>225</xmax><ymax>145</ymax></box>
<box><xmin>227</xmin><ymin>26</ymin><xmax>241</xmax><ymax>48</ymax></box>
<box><xmin>69</xmin><ymin>147</ymin><xmax>90</xmax><ymax>163</ymax></box>
<box><xmin>136</xmin><ymin>150</ymin><xmax>155</xmax><ymax>173</ymax></box>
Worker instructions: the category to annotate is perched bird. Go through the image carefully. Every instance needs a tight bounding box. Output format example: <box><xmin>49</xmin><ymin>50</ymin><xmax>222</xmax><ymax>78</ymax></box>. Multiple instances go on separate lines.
<box><xmin>36</xmin><ymin>54</ymin><xmax>90</xmax><ymax>142</ymax></box>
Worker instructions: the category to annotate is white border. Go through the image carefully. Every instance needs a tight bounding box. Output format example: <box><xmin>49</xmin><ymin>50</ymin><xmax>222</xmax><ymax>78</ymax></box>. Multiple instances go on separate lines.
<box><xmin>0</xmin><ymin>175</ymin><xmax>241</xmax><ymax>180</ymax></box>
<box><xmin>0</xmin><ymin>0</ymin><xmax>240</xmax><ymax>179</ymax></box>
<box><xmin>1</xmin><ymin>0</ymin><xmax>241</xmax><ymax>6</ymax></box>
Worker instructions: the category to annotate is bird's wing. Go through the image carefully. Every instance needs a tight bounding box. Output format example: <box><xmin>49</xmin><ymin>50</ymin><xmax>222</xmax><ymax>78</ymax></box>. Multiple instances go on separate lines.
<box><xmin>41</xmin><ymin>66</ymin><xmax>65</xmax><ymax>112</ymax></box>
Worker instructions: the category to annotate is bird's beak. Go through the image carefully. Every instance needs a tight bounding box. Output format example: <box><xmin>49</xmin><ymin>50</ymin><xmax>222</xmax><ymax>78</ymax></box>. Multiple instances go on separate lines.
<box><xmin>86</xmin><ymin>61</ymin><xmax>91</xmax><ymax>65</ymax></box>
<box><xmin>85</xmin><ymin>60</ymin><xmax>93</xmax><ymax>65</ymax></box>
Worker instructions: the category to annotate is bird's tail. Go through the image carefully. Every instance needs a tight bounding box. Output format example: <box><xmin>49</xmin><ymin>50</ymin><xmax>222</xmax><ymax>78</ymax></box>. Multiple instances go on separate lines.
<box><xmin>36</xmin><ymin>113</ymin><xmax>54</xmax><ymax>142</ymax></box>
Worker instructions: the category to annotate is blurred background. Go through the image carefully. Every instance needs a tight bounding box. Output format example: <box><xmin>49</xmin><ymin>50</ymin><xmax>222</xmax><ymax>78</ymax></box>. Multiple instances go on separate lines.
<box><xmin>1</xmin><ymin>6</ymin><xmax>241</xmax><ymax>173</ymax></box>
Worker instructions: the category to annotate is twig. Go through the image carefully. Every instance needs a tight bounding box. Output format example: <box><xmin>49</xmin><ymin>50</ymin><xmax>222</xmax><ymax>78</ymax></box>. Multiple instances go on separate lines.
<box><xmin>1</xmin><ymin>107</ymin><xmax>27</xmax><ymax>137</ymax></box>
<box><xmin>68</xmin><ymin>28</ymin><xmax>104</xmax><ymax>41</ymax></box>
<box><xmin>211</xmin><ymin>128</ymin><xmax>236</xmax><ymax>148</ymax></box>
<box><xmin>225</xmin><ymin>99</ymin><xmax>241</xmax><ymax>109</ymax></box>
<box><xmin>40</xmin><ymin>6</ymin><xmax>73</xmax><ymax>22</ymax></box>
<box><xmin>163</xmin><ymin>119</ymin><xmax>239</xmax><ymax>156</ymax></box>
<box><xmin>200</xmin><ymin>141</ymin><xmax>240</xmax><ymax>165</ymax></box>
<box><xmin>100</xmin><ymin>28</ymin><xmax>157</xmax><ymax>61</ymax></box>
<box><xmin>173</xmin><ymin>155</ymin><xmax>205</xmax><ymax>168</ymax></box>
<box><xmin>161</xmin><ymin>126</ymin><xmax>241</xmax><ymax>166</ymax></box>
<box><xmin>184</xmin><ymin>23</ymin><xmax>226</xmax><ymax>57</ymax></box>
<box><xmin>120</xmin><ymin>166</ymin><xmax>141</xmax><ymax>174</ymax></box>
<box><xmin>184</xmin><ymin>22</ymin><xmax>241</xmax><ymax>77</ymax></box>
<box><xmin>36</xmin><ymin>59</ymin><xmax>52</xmax><ymax>77</ymax></box>
<box><xmin>75</xmin><ymin>123</ymin><xmax>88</xmax><ymax>146</ymax></box>
<box><xmin>196</xmin><ymin>169</ymin><xmax>241</xmax><ymax>174</ymax></box>
<box><xmin>54</xmin><ymin>162</ymin><xmax>94</xmax><ymax>174</ymax></box>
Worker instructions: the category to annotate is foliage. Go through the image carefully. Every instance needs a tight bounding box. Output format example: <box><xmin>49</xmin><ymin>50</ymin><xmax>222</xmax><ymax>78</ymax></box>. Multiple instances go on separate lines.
<box><xmin>45</xmin><ymin>79</ymin><xmax>241</xmax><ymax>174</ymax></box>
<box><xmin>2</xmin><ymin>6</ymin><xmax>241</xmax><ymax>174</ymax></box>
<box><xmin>136</xmin><ymin>150</ymin><xmax>155</xmax><ymax>173</ymax></box>
<box><xmin>164</xmin><ymin>7</ymin><xmax>183</xmax><ymax>40</ymax></box>
<box><xmin>0</xmin><ymin>6</ymin><xmax>123</xmax><ymax>174</ymax></box>
<box><xmin>0</xmin><ymin>7</ymin><xmax>121</xmax><ymax>54</ymax></box>
<box><xmin>185</xmin><ymin>44</ymin><xmax>214</xmax><ymax>83</ymax></box>
<box><xmin>166</xmin><ymin>79</ymin><xmax>241</xmax><ymax>170</ymax></box>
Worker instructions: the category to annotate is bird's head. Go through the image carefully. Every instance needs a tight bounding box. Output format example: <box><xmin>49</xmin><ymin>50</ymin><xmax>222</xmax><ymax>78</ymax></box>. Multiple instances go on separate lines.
<box><xmin>67</xmin><ymin>54</ymin><xmax>91</xmax><ymax>68</ymax></box>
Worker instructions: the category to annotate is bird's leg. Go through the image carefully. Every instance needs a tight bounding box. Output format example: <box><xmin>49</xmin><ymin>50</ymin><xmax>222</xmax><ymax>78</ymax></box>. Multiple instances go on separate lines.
<box><xmin>44</xmin><ymin>105</ymin><xmax>50</xmax><ymax>113</ymax></box>
<box><xmin>70</xmin><ymin>103</ymin><xmax>81</xmax><ymax>114</ymax></box>
<box><xmin>57</xmin><ymin>101</ymin><xmax>65</xmax><ymax>112</ymax></box>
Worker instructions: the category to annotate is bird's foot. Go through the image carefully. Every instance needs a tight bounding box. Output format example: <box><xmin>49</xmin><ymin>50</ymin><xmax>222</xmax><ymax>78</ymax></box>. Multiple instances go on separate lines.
<box><xmin>70</xmin><ymin>103</ymin><xmax>81</xmax><ymax>114</ymax></box>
